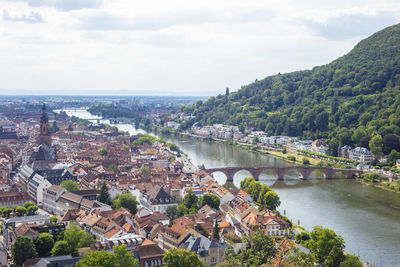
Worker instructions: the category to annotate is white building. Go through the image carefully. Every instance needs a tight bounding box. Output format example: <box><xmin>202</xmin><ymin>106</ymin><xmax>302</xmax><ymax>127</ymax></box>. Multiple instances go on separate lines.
<box><xmin>349</xmin><ymin>147</ymin><xmax>373</xmax><ymax>163</ymax></box>
<box><xmin>28</xmin><ymin>173</ymin><xmax>52</xmax><ymax>206</ymax></box>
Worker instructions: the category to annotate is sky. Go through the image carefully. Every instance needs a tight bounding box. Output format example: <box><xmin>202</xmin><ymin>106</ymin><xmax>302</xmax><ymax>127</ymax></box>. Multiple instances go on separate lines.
<box><xmin>0</xmin><ymin>0</ymin><xmax>400</xmax><ymax>96</ymax></box>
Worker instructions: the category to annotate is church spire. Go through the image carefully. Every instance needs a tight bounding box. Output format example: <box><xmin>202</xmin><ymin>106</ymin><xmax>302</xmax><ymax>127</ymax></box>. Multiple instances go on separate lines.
<box><xmin>40</xmin><ymin>104</ymin><xmax>49</xmax><ymax>124</ymax></box>
<box><xmin>38</xmin><ymin>103</ymin><xmax>51</xmax><ymax>146</ymax></box>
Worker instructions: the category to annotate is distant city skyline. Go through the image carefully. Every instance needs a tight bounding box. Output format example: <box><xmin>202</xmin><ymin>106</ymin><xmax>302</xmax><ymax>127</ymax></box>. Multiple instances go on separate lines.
<box><xmin>0</xmin><ymin>0</ymin><xmax>399</xmax><ymax>96</ymax></box>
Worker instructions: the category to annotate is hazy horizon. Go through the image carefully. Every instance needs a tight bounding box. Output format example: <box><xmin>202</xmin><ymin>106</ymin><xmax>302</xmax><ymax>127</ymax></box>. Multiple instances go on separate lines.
<box><xmin>1</xmin><ymin>0</ymin><xmax>400</xmax><ymax>96</ymax></box>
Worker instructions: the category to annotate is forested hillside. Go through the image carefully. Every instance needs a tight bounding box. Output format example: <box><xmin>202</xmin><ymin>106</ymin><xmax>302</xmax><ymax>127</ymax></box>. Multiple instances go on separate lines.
<box><xmin>183</xmin><ymin>23</ymin><xmax>400</xmax><ymax>156</ymax></box>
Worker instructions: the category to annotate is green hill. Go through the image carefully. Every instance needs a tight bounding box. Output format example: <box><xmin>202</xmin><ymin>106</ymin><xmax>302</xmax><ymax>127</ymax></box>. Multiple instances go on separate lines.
<box><xmin>183</xmin><ymin>23</ymin><xmax>400</xmax><ymax>156</ymax></box>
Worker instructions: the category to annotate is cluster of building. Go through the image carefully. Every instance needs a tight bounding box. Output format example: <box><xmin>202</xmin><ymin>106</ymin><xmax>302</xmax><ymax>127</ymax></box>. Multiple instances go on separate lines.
<box><xmin>185</xmin><ymin>124</ymin><xmax>375</xmax><ymax>163</ymax></box>
<box><xmin>0</xmin><ymin>106</ymin><xmax>294</xmax><ymax>267</ymax></box>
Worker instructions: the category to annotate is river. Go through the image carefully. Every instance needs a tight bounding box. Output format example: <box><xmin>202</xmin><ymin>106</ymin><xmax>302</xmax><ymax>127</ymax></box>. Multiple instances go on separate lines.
<box><xmin>60</xmin><ymin>109</ymin><xmax>400</xmax><ymax>267</ymax></box>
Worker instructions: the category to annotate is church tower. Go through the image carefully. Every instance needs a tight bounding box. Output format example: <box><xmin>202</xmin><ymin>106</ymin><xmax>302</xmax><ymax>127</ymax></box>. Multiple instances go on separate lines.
<box><xmin>38</xmin><ymin>104</ymin><xmax>52</xmax><ymax>146</ymax></box>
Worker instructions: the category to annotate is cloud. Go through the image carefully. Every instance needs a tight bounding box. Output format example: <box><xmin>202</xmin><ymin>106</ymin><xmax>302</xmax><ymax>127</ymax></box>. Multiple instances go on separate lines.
<box><xmin>75</xmin><ymin>8</ymin><xmax>274</xmax><ymax>31</ymax></box>
<box><xmin>11</xmin><ymin>0</ymin><xmax>103</xmax><ymax>11</ymax></box>
<box><xmin>3</xmin><ymin>9</ymin><xmax>44</xmax><ymax>23</ymax></box>
<box><xmin>303</xmin><ymin>11</ymin><xmax>399</xmax><ymax>40</ymax></box>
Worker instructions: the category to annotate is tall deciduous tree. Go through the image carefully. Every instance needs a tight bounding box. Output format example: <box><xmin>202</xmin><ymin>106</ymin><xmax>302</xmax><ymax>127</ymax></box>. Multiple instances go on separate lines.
<box><xmin>51</xmin><ymin>241</ymin><xmax>70</xmax><ymax>256</ymax></box>
<box><xmin>263</xmin><ymin>191</ymin><xmax>281</xmax><ymax>210</ymax></box>
<box><xmin>76</xmin><ymin>245</ymin><xmax>138</xmax><ymax>267</ymax></box>
<box><xmin>12</xmin><ymin>236</ymin><xmax>37</xmax><ymax>267</ymax></box>
<box><xmin>35</xmin><ymin>233</ymin><xmax>55</xmax><ymax>257</ymax></box>
<box><xmin>112</xmin><ymin>193</ymin><xmax>138</xmax><ymax>215</ymax></box>
<box><xmin>63</xmin><ymin>224</ymin><xmax>95</xmax><ymax>256</ymax></box>
<box><xmin>183</xmin><ymin>189</ymin><xmax>198</xmax><ymax>210</ymax></box>
<box><xmin>369</xmin><ymin>134</ymin><xmax>383</xmax><ymax>157</ymax></box>
<box><xmin>198</xmin><ymin>193</ymin><xmax>220</xmax><ymax>210</ymax></box>
<box><xmin>163</xmin><ymin>248</ymin><xmax>204</xmax><ymax>267</ymax></box>
<box><xmin>307</xmin><ymin>225</ymin><xmax>345</xmax><ymax>264</ymax></box>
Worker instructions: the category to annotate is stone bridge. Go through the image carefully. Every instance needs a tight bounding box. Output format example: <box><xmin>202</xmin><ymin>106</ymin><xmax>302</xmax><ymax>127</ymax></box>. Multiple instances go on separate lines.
<box><xmin>204</xmin><ymin>165</ymin><xmax>363</xmax><ymax>183</ymax></box>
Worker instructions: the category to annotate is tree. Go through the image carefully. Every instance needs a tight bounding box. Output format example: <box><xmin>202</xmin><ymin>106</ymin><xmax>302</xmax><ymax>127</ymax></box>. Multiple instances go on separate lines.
<box><xmin>15</xmin><ymin>206</ymin><xmax>26</xmax><ymax>217</ymax></box>
<box><xmin>382</xmin><ymin>134</ymin><xmax>400</xmax><ymax>155</ymax></box>
<box><xmin>35</xmin><ymin>233</ymin><xmax>55</xmax><ymax>257</ymax></box>
<box><xmin>239</xmin><ymin>229</ymin><xmax>276</xmax><ymax>265</ymax></box>
<box><xmin>98</xmin><ymin>181</ymin><xmax>111</xmax><ymax>205</ymax></box>
<box><xmin>76</xmin><ymin>250</ymin><xmax>116</xmax><ymax>267</ymax></box>
<box><xmin>63</xmin><ymin>224</ymin><xmax>95</xmax><ymax>256</ymax></box>
<box><xmin>302</xmin><ymin>157</ymin><xmax>310</xmax><ymax>165</ymax></box>
<box><xmin>339</xmin><ymin>254</ymin><xmax>363</xmax><ymax>267</ymax></box>
<box><xmin>2</xmin><ymin>207</ymin><xmax>12</xmax><ymax>218</ymax></box>
<box><xmin>76</xmin><ymin>245</ymin><xmax>139</xmax><ymax>267</ymax></box>
<box><xmin>212</xmin><ymin>220</ymin><xmax>220</xmax><ymax>241</ymax></box>
<box><xmin>307</xmin><ymin>225</ymin><xmax>345</xmax><ymax>264</ymax></box>
<box><xmin>369</xmin><ymin>134</ymin><xmax>383</xmax><ymax>157</ymax></box>
<box><xmin>263</xmin><ymin>191</ymin><xmax>281</xmax><ymax>210</ymax></box>
<box><xmin>183</xmin><ymin>189</ymin><xmax>198</xmax><ymax>210</ymax></box>
<box><xmin>163</xmin><ymin>248</ymin><xmax>204</xmax><ymax>267</ymax></box>
<box><xmin>358</xmin><ymin>135</ymin><xmax>371</xmax><ymax>149</ymax></box>
<box><xmin>112</xmin><ymin>193</ymin><xmax>138</xmax><ymax>215</ymax></box>
<box><xmin>166</xmin><ymin>205</ymin><xmax>178</xmax><ymax>220</ymax></box>
<box><xmin>23</xmin><ymin>202</ymin><xmax>35</xmax><ymax>209</ymax></box>
<box><xmin>114</xmin><ymin>244</ymin><xmax>139</xmax><ymax>267</ymax></box>
<box><xmin>50</xmin><ymin>215</ymin><xmax>58</xmax><ymax>223</ymax></box>
<box><xmin>60</xmin><ymin>180</ymin><xmax>80</xmax><ymax>191</ymax></box>
<box><xmin>108</xmin><ymin>163</ymin><xmax>121</xmax><ymax>173</ymax></box>
<box><xmin>198</xmin><ymin>193</ymin><xmax>220</xmax><ymax>210</ymax></box>
<box><xmin>51</xmin><ymin>121</ymin><xmax>59</xmax><ymax>133</ymax></box>
<box><xmin>98</xmin><ymin>148</ymin><xmax>109</xmax><ymax>157</ymax></box>
<box><xmin>140</xmin><ymin>166</ymin><xmax>150</xmax><ymax>174</ymax></box>
<box><xmin>26</xmin><ymin>205</ymin><xmax>38</xmax><ymax>216</ymax></box>
<box><xmin>51</xmin><ymin>241</ymin><xmax>70</xmax><ymax>256</ymax></box>
<box><xmin>12</xmin><ymin>236</ymin><xmax>37</xmax><ymax>267</ymax></box>
<box><xmin>177</xmin><ymin>204</ymin><xmax>189</xmax><ymax>217</ymax></box>
<box><xmin>325</xmin><ymin>246</ymin><xmax>345</xmax><ymax>267</ymax></box>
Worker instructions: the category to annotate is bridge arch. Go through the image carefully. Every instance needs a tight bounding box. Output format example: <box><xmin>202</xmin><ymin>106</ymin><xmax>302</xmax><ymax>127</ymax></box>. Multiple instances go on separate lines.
<box><xmin>258</xmin><ymin>169</ymin><xmax>279</xmax><ymax>186</ymax></box>
<box><xmin>209</xmin><ymin>171</ymin><xmax>228</xmax><ymax>185</ymax></box>
<box><xmin>282</xmin><ymin>168</ymin><xmax>303</xmax><ymax>180</ymax></box>
<box><xmin>232</xmin><ymin>169</ymin><xmax>253</xmax><ymax>188</ymax></box>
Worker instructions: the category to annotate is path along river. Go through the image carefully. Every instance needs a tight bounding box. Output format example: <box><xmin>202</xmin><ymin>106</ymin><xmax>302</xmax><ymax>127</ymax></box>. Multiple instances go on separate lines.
<box><xmin>60</xmin><ymin>109</ymin><xmax>400</xmax><ymax>267</ymax></box>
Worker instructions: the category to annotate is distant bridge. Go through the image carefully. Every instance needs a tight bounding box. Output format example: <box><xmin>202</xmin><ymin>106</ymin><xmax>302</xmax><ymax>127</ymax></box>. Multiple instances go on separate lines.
<box><xmin>204</xmin><ymin>166</ymin><xmax>363</xmax><ymax>183</ymax></box>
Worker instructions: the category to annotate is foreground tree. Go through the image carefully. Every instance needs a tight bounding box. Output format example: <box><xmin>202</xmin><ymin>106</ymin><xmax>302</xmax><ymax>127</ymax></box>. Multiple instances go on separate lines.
<box><xmin>239</xmin><ymin>229</ymin><xmax>276</xmax><ymax>265</ymax></box>
<box><xmin>12</xmin><ymin>236</ymin><xmax>37</xmax><ymax>267</ymax></box>
<box><xmin>163</xmin><ymin>248</ymin><xmax>204</xmax><ymax>267</ymax></box>
<box><xmin>76</xmin><ymin>245</ymin><xmax>138</xmax><ymax>267</ymax></box>
<box><xmin>63</xmin><ymin>224</ymin><xmax>95</xmax><ymax>256</ymax></box>
<box><xmin>339</xmin><ymin>254</ymin><xmax>363</xmax><ymax>267</ymax></box>
<box><xmin>35</xmin><ymin>233</ymin><xmax>55</xmax><ymax>257</ymax></box>
<box><xmin>307</xmin><ymin>225</ymin><xmax>345</xmax><ymax>265</ymax></box>
<box><xmin>60</xmin><ymin>180</ymin><xmax>80</xmax><ymax>191</ymax></box>
<box><xmin>325</xmin><ymin>246</ymin><xmax>345</xmax><ymax>267</ymax></box>
<box><xmin>51</xmin><ymin>241</ymin><xmax>70</xmax><ymax>256</ymax></box>
<box><xmin>112</xmin><ymin>193</ymin><xmax>139</xmax><ymax>215</ymax></box>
